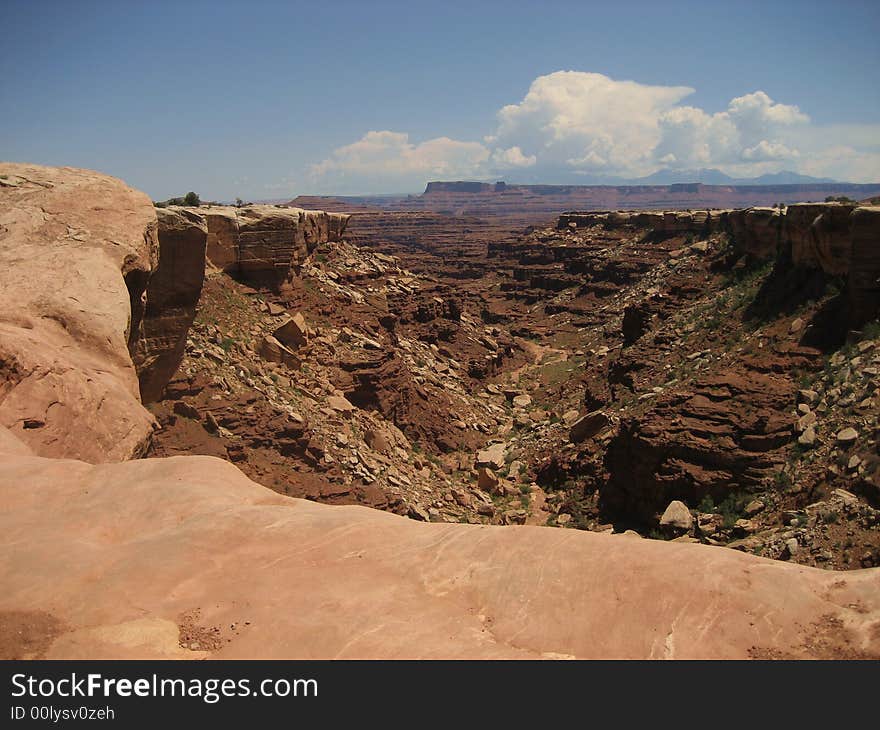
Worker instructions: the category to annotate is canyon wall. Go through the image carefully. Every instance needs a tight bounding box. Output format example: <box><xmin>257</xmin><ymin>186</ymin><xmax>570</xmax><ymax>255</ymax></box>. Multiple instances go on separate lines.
<box><xmin>294</xmin><ymin>182</ymin><xmax>880</xmax><ymax>228</ymax></box>
<box><xmin>559</xmin><ymin>203</ymin><xmax>880</xmax><ymax>325</ymax></box>
<box><xmin>0</xmin><ymin>165</ymin><xmax>352</xmax><ymax>458</ymax></box>
<box><xmin>135</xmin><ymin>205</ymin><xmax>349</xmax><ymax>403</ymax></box>
<box><xmin>133</xmin><ymin>208</ymin><xmax>208</xmax><ymax>403</ymax></box>
<box><xmin>195</xmin><ymin>205</ymin><xmax>350</xmax><ymax>282</ymax></box>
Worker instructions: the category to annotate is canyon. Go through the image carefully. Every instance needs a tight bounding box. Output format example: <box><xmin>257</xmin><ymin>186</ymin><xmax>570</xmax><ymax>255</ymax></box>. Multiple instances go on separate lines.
<box><xmin>1</xmin><ymin>162</ymin><xmax>880</xmax><ymax>659</ymax></box>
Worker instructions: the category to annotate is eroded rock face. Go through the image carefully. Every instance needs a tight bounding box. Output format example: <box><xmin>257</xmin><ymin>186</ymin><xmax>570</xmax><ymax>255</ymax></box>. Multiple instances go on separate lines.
<box><xmin>0</xmin><ymin>163</ymin><xmax>158</xmax><ymax>461</ymax></box>
<box><xmin>604</xmin><ymin>370</ymin><xmax>795</xmax><ymax>520</ymax></box>
<box><xmin>850</xmin><ymin>206</ymin><xmax>880</xmax><ymax>325</ymax></box>
<box><xmin>726</xmin><ymin>207</ymin><xmax>781</xmax><ymax>260</ymax></box>
<box><xmin>335</xmin><ymin>350</ymin><xmax>480</xmax><ymax>452</ymax></box>
<box><xmin>192</xmin><ymin>205</ymin><xmax>349</xmax><ymax>284</ymax></box>
<box><xmin>786</xmin><ymin>202</ymin><xmax>856</xmax><ymax>273</ymax></box>
<box><xmin>1</xmin><ymin>441</ymin><xmax>878</xmax><ymax>659</ymax></box>
<box><xmin>133</xmin><ymin>207</ymin><xmax>207</xmax><ymax>403</ymax></box>
<box><xmin>557</xmin><ymin>209</ymin><xmax>725</xmax><ymax>237</ymax></box>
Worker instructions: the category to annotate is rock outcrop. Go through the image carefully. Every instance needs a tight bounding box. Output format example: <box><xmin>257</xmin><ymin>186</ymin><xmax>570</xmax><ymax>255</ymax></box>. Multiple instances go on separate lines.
<box><xmin>785</xmin><ymin>202</ymin><xmax>856</xmax><ymax>273</ymax></box>
<box><xmin>557</xmin><ymin>209</ymin><xmax>725</xmax><ymax>238</ymax></box>
<box><xmin>727</xmin><ymin>207</ymin><xmax>782</xmax><ymax>259</ymax></box>
<box><xmin>195</xmin><ymin>205</ymin><xmax>349</xmax><ymax>284</ymax></box>
<box><xmin>604</xmin><ymin>371</ymin><xmax>795</xmax><ymax>520</ymax></box>
<box><xmin>0</xmin><ymin>163</ymin><xmax>158</xmax><ymax>461</ymax></box>
<box><xmin>133</xmin><ymin>207</ymin><xmax>207</xmax><ymax>403</ymax></box>
<box><xmin>850</xmin><ymin>206</ymin><xmax>880</xmax><ymax>324</ymax></box>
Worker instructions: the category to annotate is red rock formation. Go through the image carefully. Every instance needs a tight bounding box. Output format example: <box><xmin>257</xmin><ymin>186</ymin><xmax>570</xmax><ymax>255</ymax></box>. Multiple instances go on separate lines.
<box><xmin>0</xmin><ymin>163</ymin><xmax>158</xmax><ymax>462</ymax></box>
<box><xmin>295</xmin><ymin>181</ymin><xmax>880</xmax><ymax>229</ymax></box>
<box><xmin>133</xmin><ymin>207</ymin><xmax>207</xmax><ymax>403</ymax></box>
<box><xmin>193</xmin><ymin>204</ymin><xmax>350</xmax><ymax>285</ymax></box>
<box><xmin>785</xmin><ymin>202</ymin><xmax>856</xmax><ymax>272</ymax></box>
<box><xmin>604</xmin><ymin>371</ymin><xmax>796</xmax><ymax>519</ymax></box>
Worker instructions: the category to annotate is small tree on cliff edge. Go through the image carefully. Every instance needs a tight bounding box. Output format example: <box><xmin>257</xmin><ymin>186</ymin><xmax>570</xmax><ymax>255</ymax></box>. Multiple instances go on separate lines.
<box><xmin>183</xmin><ymin>191</ymin><xmax>201</xmax><ymax>207</ymax></box>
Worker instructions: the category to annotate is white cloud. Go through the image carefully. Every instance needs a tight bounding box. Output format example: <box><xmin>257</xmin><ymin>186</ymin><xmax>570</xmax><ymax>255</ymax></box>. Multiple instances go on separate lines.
<box><xmin>308</xmin><ymin>131</ymin><xmax>489</xmax><ymax>191</ymax></box>
<box><xmin>741</xmin><ymin>140</ymin><xmax>800</xmax><ymax>161</ymax></box>
<box><xmin>491</xmin><ymin>146</ymin><xmax>537</xmax><ymax>168</ymax></box>
<box><xmin>798</xmin><ymin>144</ymin><xmax>880</xmax><ymax>182</ymax></box>
<box><xmin>309</xmin><ymin>72</ymin><xmax>880</xmax><ymax>189</ymax></box>
<box><xmin>491</xmin><ymin>71</ymin><xmax>695</xmax><ymax>177</ymax></box>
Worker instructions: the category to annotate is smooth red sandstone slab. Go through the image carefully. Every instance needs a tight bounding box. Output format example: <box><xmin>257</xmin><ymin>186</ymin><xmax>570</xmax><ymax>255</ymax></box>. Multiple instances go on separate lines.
<box><xmin>1</xmin><ymin>443</ymin><xmax>877</xmax><ymax>659</ymax></box>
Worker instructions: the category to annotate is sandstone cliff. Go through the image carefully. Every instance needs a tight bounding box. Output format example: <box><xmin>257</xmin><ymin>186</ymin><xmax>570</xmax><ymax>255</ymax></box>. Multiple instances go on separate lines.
<box><xmin>194</xmin><ymin>204</ymin><xmax>350</xmax><ymax>284</ymax></box>
<box><xmin>560</xmin><ymin>203</ymin><xmax>880</xmax><ymax>326</ymax></box>
<box><xmin>0</xmin><ymin>163</ymin><xmax>159</xmax><ymax>461</ymax></box>
<box><xmin>133</xmin><ymin>207</ymin><xmax>208</xmax><ymax>403</ymax></box>
<box><xmin>0</xmin><ymin>166</ymin><xmax>352</xmax><ymax>456</ymax></box>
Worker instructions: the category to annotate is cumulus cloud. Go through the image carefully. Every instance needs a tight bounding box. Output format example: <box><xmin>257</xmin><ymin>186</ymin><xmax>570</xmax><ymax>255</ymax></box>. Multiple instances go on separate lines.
<box><xmin>308</xmin><ymin>71</ymin><xmax>880</xmax><ymax>190</ymax></box>
<box><xmin>654</xmin><ymin>90</ymin><xmax>808</xmax><ymax>173</ymax></box>
<box><xmin>491</xmin><ymin>71</ymin><xmax>695</xmax><ymax>177</ymax></box>
<box><xmin>491</xmin><ymin>146</ymin><xmax>537</xmax><ymax>168</ymax></box>
<box><xmin>308</xmin><ymin>131</ymin><xmax>489</xmax><ymax>191</ymax></box>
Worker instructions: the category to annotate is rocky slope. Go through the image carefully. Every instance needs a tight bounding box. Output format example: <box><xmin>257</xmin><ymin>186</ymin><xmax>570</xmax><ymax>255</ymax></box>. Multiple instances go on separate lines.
<box><xmin>1</xmin><ymin>162</ymin><xmax>879</xmax><ymax>660</ymax></box>
<box><xmin>290</xmin><ymin>198</ymin><xmax>880</xmax><ymax>571</ymax></box>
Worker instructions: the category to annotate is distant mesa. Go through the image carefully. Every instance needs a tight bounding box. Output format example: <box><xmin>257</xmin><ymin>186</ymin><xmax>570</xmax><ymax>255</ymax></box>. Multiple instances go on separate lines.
<box><xmin>293</xmin><ymin>177</ymin><xmax>880</xmax><ymax>229</ymax></box>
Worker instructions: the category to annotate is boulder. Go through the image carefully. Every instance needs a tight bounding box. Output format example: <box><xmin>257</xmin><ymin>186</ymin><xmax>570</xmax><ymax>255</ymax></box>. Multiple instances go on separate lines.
<box><xmin>477</xmin><ymin>466</ymin><xmax>500</xmax><ymax>493</ymax></box>
<box><xmin>798</xmin><ymin>425</ymin><xmax>817</xmax><ymax>447</ymax></box>
<box><xmin>365</xmin><ymin>427</ymin><xmax>392</xmax><ymax>454</ymax></box>
<box><xmin>798</xmin><ymin>389</ymin><xmax>819</xmax><ymax>405</ymax></box>
<box><xmin>327</xmin><ymin>395</ymin><xmax>355</xmax><ymax>414</ymax></box>
<box><xmin>476</xmin><ymin>442</ymin><xmax>507</xmax><ymax>470</ymax></box>
<box><xmin>274</xmin><ymin>312</ymin><xmax>309</xmax><ymax>349</ymax></box>
<box><xmin>569</xmin><ymin>410</ymin><xmax>609</xmax><ymax>443</ymax></box>
<box><xmin>796</xmin><ymin>411</ymin><xmax>817</xmax><ymax>433</ymax></box>
<box><xmin>836</xmin><ymin>427</ymin><xmax>859</xmax><ymax>446</ymax></box>
<box><xmin>259</xmin><ymin>335</ymin><xmax>300</xmax><ymax>369</ymax></box>
<box><xmin>659</xmin><ymin>500</ymin><xmax>693</xmax><ymax>531</ymax></box>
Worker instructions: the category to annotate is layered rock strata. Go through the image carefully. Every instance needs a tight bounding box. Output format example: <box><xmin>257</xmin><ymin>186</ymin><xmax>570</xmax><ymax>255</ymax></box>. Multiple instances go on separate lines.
<box><xmin>194</xmin><ymin>205</ymin><xmax>349</xmax><ymax>284</ymax></box>
<box><xmin>133</xmin><ymin>207</ymin><xmax>208</xmax><ymax>403</ymax></box>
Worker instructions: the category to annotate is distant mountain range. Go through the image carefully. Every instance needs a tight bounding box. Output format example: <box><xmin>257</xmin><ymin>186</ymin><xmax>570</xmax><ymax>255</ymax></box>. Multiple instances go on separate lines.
<box><xmin>629</xmin><ymin>168</ymin><xmax>837</xmax><ymax>185</ymax></box>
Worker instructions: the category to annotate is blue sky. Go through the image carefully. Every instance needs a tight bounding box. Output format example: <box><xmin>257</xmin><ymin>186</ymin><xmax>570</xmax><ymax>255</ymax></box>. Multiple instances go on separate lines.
<box><xmin>2</xmin><ymin>0</ymin><xmax>879</xmax><ymax>199</ymax></box>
